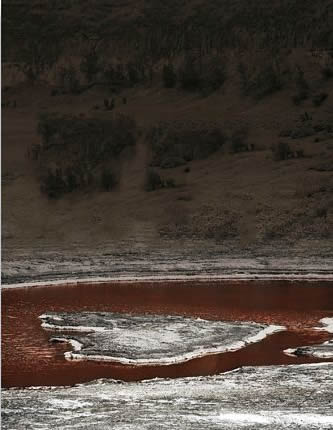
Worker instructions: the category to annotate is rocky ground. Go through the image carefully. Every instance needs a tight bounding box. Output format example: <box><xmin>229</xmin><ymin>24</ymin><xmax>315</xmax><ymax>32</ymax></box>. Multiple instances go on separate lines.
<box><xmin>2</xmin><ymin>363</ymin><xmax>333</xmax><ymax>430</ymax></box>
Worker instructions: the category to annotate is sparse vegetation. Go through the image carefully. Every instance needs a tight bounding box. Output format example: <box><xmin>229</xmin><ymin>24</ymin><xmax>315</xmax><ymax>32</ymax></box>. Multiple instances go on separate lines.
<box><xmin>292</xmin><ymin>66</ymin><xmax>309</xmax><ymax>105</ymax></box>
<box><xmin>144</xmin><ymin>169</ymin><xmax>164</xmax><ymax>192</ymax></box>
<box><xmin>57</xmin><ymin>65</ymin><xmax>80</xmax><ymax>94</ymax></box>
<box><xmin>36</xmin><ymin>114</ymin><xmax>136</xmax><ymax>197</ymax></box>
<box><xmin>149</xmin><ymin>122</ymin><xmax>227</xmax><ymax>168</ymax></box>
<box><xmin>80</xmin><ymin>51</ymin><xmax>101</xmax><ymax>83</ymax></box>
<box><xmin>230</xmin><ymin>128</ymin><xmax>249</xmax><ymax>153</ymax></box>
<box><xmin>162</xmin><ymin>63</ymin><xmax>177</xmax><ymax>88</ymax></box>
<box><xmin>321</xmin><ymin>64</ymin><xmax>333</xmax><ymax>80</ymax></box>
<box><xmin>101</xmin><ymin>169</ymin><xmax>117</xmax><ymax>191</ymax></box>
<box><xmin>312</xmin><ymin>92</ymin><xmax>328</xmax><ymax>107</ymax></box>
<box><xmin>179</xmin><ymin>57</ymin><xmax>202</xmax><ymax>91</ymax></box>
<box><xmin>272</xmin><ymin>142</ymin><xmax>293</xmax><ymax>161</ymax></box>
<box><xmin>239</xmin><ymin>62</ymin><xmax>283</xmax><ymax>99</ymax></box>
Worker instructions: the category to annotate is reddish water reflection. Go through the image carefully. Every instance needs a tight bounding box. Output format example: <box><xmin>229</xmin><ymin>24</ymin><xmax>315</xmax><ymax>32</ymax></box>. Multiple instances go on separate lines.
<box><xmin>2</xmin><ymin>280</ymin><xmax>333</xmax><ymax>388</ymax></box>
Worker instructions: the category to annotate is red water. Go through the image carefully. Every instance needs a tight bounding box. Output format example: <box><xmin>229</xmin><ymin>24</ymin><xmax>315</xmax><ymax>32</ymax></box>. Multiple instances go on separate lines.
<box><xmin>2</xmin><ymin>280</ymin><xmax>333</xmax><ymax>388</ymax></box>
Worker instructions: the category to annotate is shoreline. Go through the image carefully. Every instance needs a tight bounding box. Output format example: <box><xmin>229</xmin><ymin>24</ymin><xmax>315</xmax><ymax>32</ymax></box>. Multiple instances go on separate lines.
<box><xmin>3</xmin><ymin>272</ymin><xmax>333</xmax><ymax>289</ymax></box>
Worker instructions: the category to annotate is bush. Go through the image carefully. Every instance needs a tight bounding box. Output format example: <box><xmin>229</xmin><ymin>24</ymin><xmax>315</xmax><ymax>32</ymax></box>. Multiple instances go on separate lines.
<box><xmin>292</xmin><ymin>90</ymin><xmax>308</xmax><ymax>105</ymax></box>
<box><xmin>36</xmin><ymin>114</ymin><xmax>137</xmax><ymax>197</ymax></box>
<box><xmin>230</xmin><ymin>128</ymin><xmax>249</xmax><ymax>153</ymax></box>
<box><xmin>312</xmin><ymin>92</ymin><xmax>328</xmax><ymax>107</ymax></box>
<box><xmin>239</xmin><ymin>62</ymin><xmax>282</xmax><ymax>99</ymax></box>
<box><xmin>321</xmin><ymin>65</ymin><xmax>333</xmax><ymax>80</ymax></box>
<box><xmin>80</xmin><ymin>51</ymin><xmax>100</xmax><ymax>83</ymax></box>
<box><xmin>295</xmin><ymin>66</ymin><xmax>309</xmax><ymax>92</ymax></box>
<box><xmin>40</xmin><ymin>169</ymin><xmax>67</xmax><ymax>198</ymax></box>
<box><xmin>165</xmin><ymin>178</ymin><xmax>176</xmax><ymax>188</ymax></box>
<box><xmin>65</xmin><ymin>167</ymin><xmax>78</xmax><ymax>192</ymax></box>
<box><xmin>179</xmin><ymin>58</ymin><xmax>202</xmax><ymax>91</ymax></box>
<box><xmin>57</xmin><ymin>65</ymin><xmax>80</xmax><ymax>94</ymax></box>
<box><xmin>291</xmin><ymin>126</ymin><xmax>315</xmax><ymax>139</ymax></box>
<box><xmin>201</xmin><ymin>57</ymin><xmax>226</xmax><ymax>93</ymax></box>
<box><xmin>127</xmin><ymin>62</ymin><xmax>143</xmax><ymax>86</ymax></box>
<box><xmin>144</xmin><ymin>169</ymin><xmax>164</xmax><ymax>191</ymax></box>
<box><xmin>292</xmin><ymin>66</ymin><xmax>309</xmax><ymax>104</ymax></box>
<box><xmin>101</xmin><ymin>169</ymin><xmax>117</xmax><ymax>191</ymax></box>
<box><xmin>162</xmin><ymin>63</ymin><xmax>177</xmax><ymax>88</ymax></box>
<box><xmin>272</xmin><ymin>142</ymin><xmax>292</xmax><ymax>160</ymax></box>
<box><xmin>149</xmin><ymin>123</ymin><xmax>226</xmax><ymax>167</ymax></box>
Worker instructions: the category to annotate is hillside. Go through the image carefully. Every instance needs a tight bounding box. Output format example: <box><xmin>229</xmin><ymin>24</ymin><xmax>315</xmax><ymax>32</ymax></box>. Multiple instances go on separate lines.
<box><xmin>2</xmin><ymin>0</ymin><xmax>333</xmax><ymax>260</ymax></box>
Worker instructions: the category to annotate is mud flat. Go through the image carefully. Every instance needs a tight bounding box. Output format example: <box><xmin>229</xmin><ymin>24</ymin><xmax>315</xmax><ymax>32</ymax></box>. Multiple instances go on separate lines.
<box><xmin>2</xmin><ymin>363</ymin><xmax>333</xmax><ymax>430</ymax></box>
<box><xmin>3</xmin><ymin>241</ymin><xmax>333</xmax><ymax>285</ymax></box>
<box><xmin>40</xmin><ymin>312</ymin><xmax>284</xmax><ymax>364</ymax></box>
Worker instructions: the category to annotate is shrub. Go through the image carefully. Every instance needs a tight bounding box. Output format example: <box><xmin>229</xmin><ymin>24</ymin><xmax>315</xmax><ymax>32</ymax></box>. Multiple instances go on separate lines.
<box><xmin>315</xmin><ymin>206</ymin><xmax>328</xmax><ymax>218</ymax></box>
<box><xmin>321</xmin><ymin>65</ymin><xmax>333</xmax><ymax>80</ymax></box>
<box><xmin>292</xmin><ymin>66</ymin><xmax>309</xmax><ymax>104</ymax></box>
<box><xmin>272</xmin><ymin>142</ymin><xmax>292</xmax><ymax>160</ymax></box>
<box><xmin>179</xmin><ymin>57</ymin><xmax>202</xmax><ymax>91</ymax></box>
<box><xmin>292</xmin><ymin>90</ymin><xmax>308</xmax><ymax>105</ymax></box>
<box><xmin>101</xmin><ymin>169</ymin><xmax>117</xmax><ymax>191</ymax></box>
<box><xmin>230</xmin><ymin>128</ymin><xmax>249</xmax><ymax>153</ymax></box>
<box><xmin>36</xmin><ymin>114</ymin><xmax>137</xmax><ymax>197</ymax></box>
<box><xmin>144</xmin><ymin>168</ymin><xmax>164</xmax><ymax>191</ymax></box>
<box><xmin>40</xmin><ymin>169</ymin><xmax>67</xmax><ymax>198</ymax></box>
<box><xmin>291</xmin><ymin>126</ymin><xmax>315</xmax><ymax>139</ymax></box>
<box><xmin>162</xmin><ymin>63</ymin><xmax>177</xmax><ymax>88</ymax></box>
<box><xmin>149</xmin><ymin>123</ymin><xmax>226</xmax><ymax>167</ymax></box>
<box><xmin>165</xmin><ymin>178</ymin><xmax>176</xmax><ymax>188</ymax></box>
<box><xmin>65</xmin><ymin>167</ymin><xmax>78</xmax><ymax>192</ymax></box>
<box><xmin>312</xmin><ymin>92</ymin><xmax>328</xmax><ymax>107</ymax></box>
<box><xmin>127</xmin><ymin>62</ymin><xmax>142</xmax><ymax>86</ymax></box>
<box><xmin>239</xmin><ymin>62</ymin><xmax>282</xmax><ymax>99</ymax></box>
<box><xmin>295</xmin><ymin>66</ymin><xmax>309</xmax><ymax>92</ymax></box>
<box><xmin>80</xmin><ymin>51</ymin><xmax>100</xmax><ymax>83</ymax></box>
<box><xmin>201</xmin><ymin>57</ymin><xmax>226</xmax><ymax>94</ymax></box>
<box><xmin>57</xmin><ymin>65</ymin><xmax>80</xmax><ymax>94</ymax></box>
